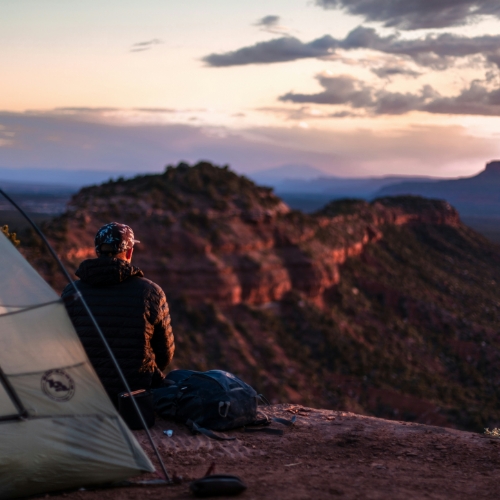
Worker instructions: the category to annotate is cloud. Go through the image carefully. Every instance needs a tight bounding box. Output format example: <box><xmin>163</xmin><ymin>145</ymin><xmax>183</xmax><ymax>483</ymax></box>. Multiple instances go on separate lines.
<box><xmin>0</xmin><ymin>110</ymin><xmax>497</xmax><ymax>180</ymax></box>
<box><xmin>253</xmin><ymin>15</ymin><xmax>284</xmax><ymax>34</ymax></box>
<box><xmin>256</xmin><ymin>15</ymin><xmax>280</xmax><ymax>28</ymax></box>
<box><xmin>422</xmin><ymin>80</ymin><xmax>500</xmax><ymax>115</ymax></box>
<box><xmin>203</xmin><ymin>26</ymin><xmax>500</xmax><ymax>70</ymax></box>
<box><xmin>202</xmin><ymin>35</ymin><xmax>338</xmax><ymax>66</ymax></box>
<box><xmin>133</xmin><ymin>107</ymin><xmax>177</xmax><ymax>113</ymax></box>
<box><xmin>371</xmin><ymin>65</ymin><xmax>421</xmax><ymax>78</ymax></box>
<box><xmin>55</xmin><ymin>106</ymin><xmax>204</xmax><ymax>115</ymax></box>
<box><xmin>340</xmin><ymin>25</ymin><xmax>395</xmax><ymax>50</ymax></box>
<box><xmin>130</xmin><ymin>39</ymin><xmax>163</xmax><ymax>52</ymax></box>
<box><xmin>257</xmin><ymin>105</ymin><xmax>363</xmax><ymax>120</ymax></box>
<box><xmin>315</xmin><ymin>0</ymin><xmax>500</xmax><ymax>30</ymax></box>
<box><xmin>281</xmin><ymin>75</ymin><xmax>374</xmax><ymax>107</ymax></box>
<box><xmin>377</xmin><ymin>29</ymin><xmax>500</xmax><ymax>69</ymax></box>
<box><xmin>254</xmin><ymin>15</ymin><xmax>291</xmax><ymax>35</ymax></box>
<box><xmin>279</xmin><ymin>75</ymin><xmax>430</xmax><ymax>115</ymax></box>
<box><xmin>43</xmin><ymin>107</ymin><xmax>211</xmax><ymax>126</ymax></box>
<box><xmin>279</xmin><ymin>74</ymin><xmax>500</xmax><ymax>116</ymax></box>
<box><xmin>376</xmin><ymin>87</ymin><xmax>436</xmax><ymax>115</ymax></box>
<box><xmin>0</xmin><ymin>110</ymin><xmax>343</xmax><ymax>175</ymax></box>
<box><xmin>255</xmin><ymin>123</ymin><xmax>499</xmax><ymax>175</ymax></box>
<box><xmin>54</xmin><ymin>107</ymin><xmax>120</xmax><ymax>113</ymax></box>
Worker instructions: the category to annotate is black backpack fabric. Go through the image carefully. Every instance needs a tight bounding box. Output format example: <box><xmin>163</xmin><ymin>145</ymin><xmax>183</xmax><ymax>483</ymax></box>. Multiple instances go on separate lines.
<box><xmin>152</xmin><ymin>369</ymin><xmax>261</xmax><ymax>432</ymax></box>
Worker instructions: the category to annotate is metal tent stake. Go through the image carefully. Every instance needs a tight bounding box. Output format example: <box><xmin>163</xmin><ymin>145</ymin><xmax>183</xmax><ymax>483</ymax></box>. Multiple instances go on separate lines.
<box><xmin>0</xmin><ymin>188</ymin><xmax>171</xmax><ymax>484</ymax></box>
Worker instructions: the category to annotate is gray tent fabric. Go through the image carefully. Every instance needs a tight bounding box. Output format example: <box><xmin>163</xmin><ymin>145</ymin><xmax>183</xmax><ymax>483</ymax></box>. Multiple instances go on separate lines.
<box><xmin>0</xmin><ymin>233</ymin><xmax>154</xmax><ymax>498</ymax></box>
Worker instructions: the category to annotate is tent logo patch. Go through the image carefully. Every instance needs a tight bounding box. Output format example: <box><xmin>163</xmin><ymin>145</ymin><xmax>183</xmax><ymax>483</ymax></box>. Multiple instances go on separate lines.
<box><xmin>41</xmin><ymin>369</ymin><xmax>75</xmax><ymax>402</ymax></box>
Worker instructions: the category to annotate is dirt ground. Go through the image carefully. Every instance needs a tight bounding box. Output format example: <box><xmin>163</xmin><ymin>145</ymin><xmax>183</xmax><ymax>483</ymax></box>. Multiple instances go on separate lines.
<box><xmin>45</xmin><ymin>405</ymin><xmax>500</xmax><ymax>500</ymax></box>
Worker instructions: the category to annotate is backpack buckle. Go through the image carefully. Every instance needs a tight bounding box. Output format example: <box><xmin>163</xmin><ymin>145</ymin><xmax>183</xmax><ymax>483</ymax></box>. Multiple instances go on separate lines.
<box><xmin>218</xmin><ymin>401</ymin><xmax>230</xmax><ymax>418</ymax></box>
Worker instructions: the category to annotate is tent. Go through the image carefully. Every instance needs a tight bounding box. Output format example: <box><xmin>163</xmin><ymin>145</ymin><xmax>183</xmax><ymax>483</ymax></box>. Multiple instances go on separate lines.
<box><xmin>0</xmin><ymin>232</ymin><xmax>154</xmax><ymax>499</ymax></box>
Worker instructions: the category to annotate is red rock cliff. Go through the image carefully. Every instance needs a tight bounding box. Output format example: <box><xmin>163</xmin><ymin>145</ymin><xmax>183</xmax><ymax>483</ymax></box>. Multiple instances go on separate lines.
<box><xmin>45</xmin><ymin>165</ymin><xmax>460</xmax><ymax>309</ymax></box>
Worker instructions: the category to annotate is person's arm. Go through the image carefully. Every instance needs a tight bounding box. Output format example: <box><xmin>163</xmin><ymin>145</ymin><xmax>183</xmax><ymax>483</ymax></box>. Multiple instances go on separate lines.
<box><xmin>150</xmin><ymin>292</ymin><xmax>175</xmax><ymax>372</ymax></box>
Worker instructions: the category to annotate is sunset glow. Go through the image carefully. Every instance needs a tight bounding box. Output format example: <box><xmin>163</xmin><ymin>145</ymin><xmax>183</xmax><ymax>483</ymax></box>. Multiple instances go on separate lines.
<box><xmin>1</xmin><ymin>0</ymin><xmax>500</xmax><ymax>180</ymax></box>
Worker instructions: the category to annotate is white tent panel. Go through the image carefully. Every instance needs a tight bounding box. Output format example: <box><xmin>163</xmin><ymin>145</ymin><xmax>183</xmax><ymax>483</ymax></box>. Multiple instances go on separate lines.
<box><xmin>9</xmin><ymin>362</ymin><xmax>117</xmax><ymax>417</ymax></box>
<box><xmin>0</xmin><ymin>416</ymin><xmax>154</xmax><ymax>499</ymax></box>
<box><xmin>0</xmin><ymin>234</ymin><xmax>156</xmax><ymax>497</ymax></box>
<box><xmin>0</xmin><ymin>306</ymin><xmax>21</xmax><ymax>315</ymax></box>
<box><xmin>0</xmin><ymin>302</ymin><xmax>88</xmax><ymax>375</ymax></box>
<box><xmin>0</xmin><ymin>234</ymin><xmax>58</xmax><ymax>308</ymax></box>
<box><xmin>0</xmin><ymin>383</ymin><xmax>17</xmax><ymax>416</ymax></box>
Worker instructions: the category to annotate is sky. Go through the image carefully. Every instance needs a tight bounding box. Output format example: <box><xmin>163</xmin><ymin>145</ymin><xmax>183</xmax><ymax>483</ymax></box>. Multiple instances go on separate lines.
<box><xmin>1</xmin><ymin>0</ymin><xmax>500</xmax><ymax>183</ymax></box>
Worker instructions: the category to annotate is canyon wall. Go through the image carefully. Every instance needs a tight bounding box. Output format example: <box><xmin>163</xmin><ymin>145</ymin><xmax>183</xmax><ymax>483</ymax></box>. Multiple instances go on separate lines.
<box><xmin>50</xmin><ymin>180</ymin><xmax>461</xmax><ymax>310</ymax></box>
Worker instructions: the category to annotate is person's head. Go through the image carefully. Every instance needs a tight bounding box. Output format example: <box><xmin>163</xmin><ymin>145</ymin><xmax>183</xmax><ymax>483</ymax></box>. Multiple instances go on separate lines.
<box><xmin>94</xmin><ymin>222</ymin><xmax>140</xmax><ymax>262</ymax></box>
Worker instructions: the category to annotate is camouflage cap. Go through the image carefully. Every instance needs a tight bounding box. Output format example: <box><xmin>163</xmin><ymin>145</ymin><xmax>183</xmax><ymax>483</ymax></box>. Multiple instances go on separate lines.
<box><xmin>94</xmin><ymin>222</ymin><xmax>140</xmax><ymax>256</ymax></box>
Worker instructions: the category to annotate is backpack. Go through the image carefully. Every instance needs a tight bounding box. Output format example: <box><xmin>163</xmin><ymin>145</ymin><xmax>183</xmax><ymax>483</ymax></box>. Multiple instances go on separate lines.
<box><xmin>152</xmin><ymin>370</ymin><xmax>291</xmax><ymax>439</ymax></box>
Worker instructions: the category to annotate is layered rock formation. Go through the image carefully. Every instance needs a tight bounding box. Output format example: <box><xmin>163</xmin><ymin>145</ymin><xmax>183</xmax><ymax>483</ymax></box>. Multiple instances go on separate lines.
<box><xmin>40</xmin><ymin>165</ymin><xmax>460</xmax><ymax>308</ymax></box>
<box><xmin>22</xmin><ymin>162</ymin><xmax>500</xmax><ymax>432</ymax></box>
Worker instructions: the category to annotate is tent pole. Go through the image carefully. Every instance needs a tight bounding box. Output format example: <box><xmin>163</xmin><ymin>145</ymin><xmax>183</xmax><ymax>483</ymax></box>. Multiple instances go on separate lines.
<box><xmin>0</xmin><ymin>188</ymin><xmax>172</xmax><ymax>484</ymax></box>
<box><xmin>0</xmin><ymin>365</ymin><xmax>29</xmax><ymax>418</ymax></box>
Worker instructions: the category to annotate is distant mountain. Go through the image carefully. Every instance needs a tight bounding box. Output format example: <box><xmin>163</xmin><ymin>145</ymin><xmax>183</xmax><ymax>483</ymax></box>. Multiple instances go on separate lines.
<box><xmin>376</xmin><ymin>161</ymin><xmax>500</xmax><ymax>217</ymax></box>
<box><xmin>0</xmin><ymin>179</ymin><xmax>77</xmax><ymax>195</ymax></box>
<box><xmin>0</xmin><ymin>180</ymin><xmax>78</xmax><ymax>215</ymax></box>
<box><xmin>250</xmin><ymin>165</ymin><xmax>437</xmax><ymax>196</ymax></box>
<box><xmin>248</xmin><ymin>164</ymin><xmax>329</xmax><ymax>185</ymax></box>
<box><xmin>0</xmin><ymin>170</ymin><xmax>135</xmax><ymax>215</ymax></box>
<box><xmin>277</xmin><ymin>174</ymin><xmax>437</xmax><ymax>195</ymax></box>
<box><xmin>0</xmin><ymin>167</ymin><xmax>136</xmax><ymax>187</ymax></box>
<box><xmin>270</xmin><ymin>174</ymin><xmax>439</xmax><ymax>213</ymax></box>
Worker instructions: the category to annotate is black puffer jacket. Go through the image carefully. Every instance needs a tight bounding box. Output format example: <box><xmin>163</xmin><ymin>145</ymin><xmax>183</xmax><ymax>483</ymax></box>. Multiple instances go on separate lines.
<box><xmin>62</xmin><ymin>257</ymin><xmax>175</xmax><ymax>405</ymax></box>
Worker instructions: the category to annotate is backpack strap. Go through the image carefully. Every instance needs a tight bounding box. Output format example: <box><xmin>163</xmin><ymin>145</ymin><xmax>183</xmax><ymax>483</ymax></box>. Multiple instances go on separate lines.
<box><xmin>242</xmin><ymin>414</ymin><xmax>296</xmax><ymax>436</ymax></box>
<box><xmin>186</xmin><ymin>419</ymin><xmax>236</xmax><ymax>441</ymax></box>
<box><xmin>250</xmin><ymin>412</ymin><xmax>296</xmax><ymax>427</ymax></box>
<box><xmin>248</xmin><ymin>411</ymin><xmax>272</xmax><ymax>426</ymax></box>
<box><xmin>257</xmin><ymin>394</ymin><xmax>271</xmax><ymax>406</ymax></box>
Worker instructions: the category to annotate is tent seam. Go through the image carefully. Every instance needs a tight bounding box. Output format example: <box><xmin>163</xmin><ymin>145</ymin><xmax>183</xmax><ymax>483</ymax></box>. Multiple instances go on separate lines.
<box><xmin>0</xmin><ymin>299</ymin><xmax>63</xmax><ymax>318</ymax></box>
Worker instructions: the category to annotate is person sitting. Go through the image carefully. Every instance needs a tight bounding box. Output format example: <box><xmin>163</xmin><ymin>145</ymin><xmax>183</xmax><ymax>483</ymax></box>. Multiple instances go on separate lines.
<box><xmin>62</xmin><ymin>222</ymin><xmax>175</xmax><ymax>406</ymax></box>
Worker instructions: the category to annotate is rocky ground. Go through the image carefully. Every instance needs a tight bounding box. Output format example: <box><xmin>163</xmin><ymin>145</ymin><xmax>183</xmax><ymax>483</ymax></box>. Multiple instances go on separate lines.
<box><xmin>46</xmin><ymin>405</ymin><xmax>500</xmax><ymax>500</ymax></box>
